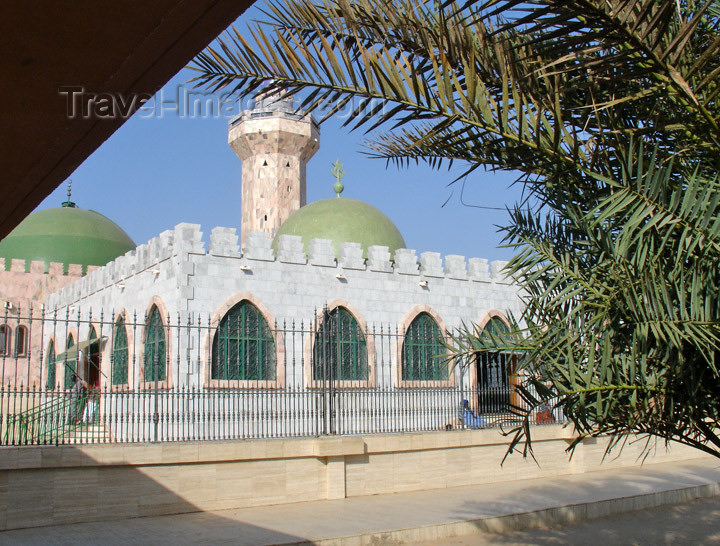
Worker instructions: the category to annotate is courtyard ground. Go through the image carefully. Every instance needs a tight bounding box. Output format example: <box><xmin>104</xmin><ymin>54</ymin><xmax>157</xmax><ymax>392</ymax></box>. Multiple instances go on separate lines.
<box><xmin>410</xmin><ymin>495</ymin><xmax>720</xmax><ymax>545</ymax></box>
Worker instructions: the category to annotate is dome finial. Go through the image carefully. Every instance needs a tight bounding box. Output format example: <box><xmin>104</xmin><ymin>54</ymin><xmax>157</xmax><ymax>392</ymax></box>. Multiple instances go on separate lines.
<box><xmin>61</xmin><ymin>180</ymin><xmax>76</xmax><ymax>208</ymax></box>
<box><xmin>331</xmin><ymin>159</ymin><xmax>345</xmax><ymax>197</ymax></box>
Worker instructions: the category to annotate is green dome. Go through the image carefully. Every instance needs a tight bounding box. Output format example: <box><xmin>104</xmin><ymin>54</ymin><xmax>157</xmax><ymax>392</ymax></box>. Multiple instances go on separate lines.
<box><xmin>0</xmin><ymin>206</ymin><xmax>136</xmax><ymax>273</ymax></box>
<box><xmin>273</xmin><ymin>197</ymin><xmax>406</xmax><ymax>258</ymax></box>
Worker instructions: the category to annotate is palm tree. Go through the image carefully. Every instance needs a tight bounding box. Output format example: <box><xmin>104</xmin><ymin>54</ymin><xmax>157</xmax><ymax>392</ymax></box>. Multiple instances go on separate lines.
<box><xmin>190</xmin><ymin>0</ymin><xmax>720</xmax><ymax>458</ymax></box>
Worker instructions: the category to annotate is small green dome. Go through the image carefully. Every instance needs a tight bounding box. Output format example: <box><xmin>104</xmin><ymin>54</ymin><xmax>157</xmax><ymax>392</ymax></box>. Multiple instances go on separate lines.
<box><xmin>273</xmin><ymin>197</ymin><xmax>406</xmax><ymax>258</ymax></box>
<box><xmin>0</xmin><ymin>206</ymin><xmax>136</xmax><ymax>273</ymax></box>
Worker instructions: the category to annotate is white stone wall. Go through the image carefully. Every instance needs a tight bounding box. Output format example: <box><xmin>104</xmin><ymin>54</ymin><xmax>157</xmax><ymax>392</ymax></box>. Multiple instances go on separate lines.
<box><xmin>46</xmin><ymin>223</ymin><xmax>524</xmax><ymax>390</ymax></box>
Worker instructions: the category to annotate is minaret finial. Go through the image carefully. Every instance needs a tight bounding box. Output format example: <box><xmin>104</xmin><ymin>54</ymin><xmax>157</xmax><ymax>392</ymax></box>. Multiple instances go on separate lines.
<box><xmin>331</xmin><ymin>159</ymin><xmax>345</xmax><ymax>197</ymax></box>
<box><xmin>61</xmin><ymin>180</ymin><xmax>76</xmax><ymax>208</ymax></box>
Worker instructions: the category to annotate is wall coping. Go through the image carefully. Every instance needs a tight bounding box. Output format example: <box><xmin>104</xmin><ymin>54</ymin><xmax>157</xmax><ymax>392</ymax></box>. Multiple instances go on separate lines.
<box><xmin>0</xmin><ymin>426</ymin><xmax>571</xmax><ymax>471</ymax></box>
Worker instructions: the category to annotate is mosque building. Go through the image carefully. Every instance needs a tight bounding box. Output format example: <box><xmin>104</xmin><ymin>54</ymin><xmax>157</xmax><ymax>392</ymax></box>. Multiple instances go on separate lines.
<box><xmin>0</xmin><ymin>94</ymin><xmax>524</xmax><ymax>440</ymax></box>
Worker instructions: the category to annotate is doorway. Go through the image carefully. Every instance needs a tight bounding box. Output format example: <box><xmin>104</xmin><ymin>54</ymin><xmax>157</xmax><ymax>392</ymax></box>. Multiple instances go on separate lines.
<box><xmin>85</xmin><ymin>328</ymin><xmax>101</xmax><ymax>387</ymax></box>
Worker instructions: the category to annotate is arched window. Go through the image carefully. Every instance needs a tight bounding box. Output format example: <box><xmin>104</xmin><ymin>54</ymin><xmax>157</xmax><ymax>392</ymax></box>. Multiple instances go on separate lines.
<box><xmin>484</xmin><ymin>316</ymin><xmax>510</xmax><ymax>337</ymax></box>
<box><xmin>313</xmin><ymin>307</ymin><xmax>368</xmax><ymax>381</ymax></box>
<box><xmin>401</xmin><ymin>313</ymin><xmax>447</xmax><ymax>381</ymax></box>
<box><xmin>45</xmin><ymin>340</ymin><xmax>56</xmax><ymax>390</ymax></box>
<box><xmin>14</xmin><ymin>326</ymin><xmax>27</xmax><ymax>357</ymax></box>
<box><xmin>144</xmin><ymin>306</ymin><xmax>166</xmax><ymax>383</ymax></box>
<box><xmin>63</xmin><ymin>335</ymin><xmax>76</xmax><ymax>388</ymax></box>
<box><xmin>211</xmin><ymin>300</ymin><xmax>276</xmax><ymax>381</ymax></box>
<box><xmin>112</xmin><ymin>317</ymin><xmax>129</xmax><ymax>385</ymax></box>
<box><xmin>475</xmin><ymin>317</ymin><xmax>513</xmax><ymax>414</ymax></box>
<box><xmin>0</xmin><ymin>325</ymin><xmax>10</xmax><ymax>356</ymax></box>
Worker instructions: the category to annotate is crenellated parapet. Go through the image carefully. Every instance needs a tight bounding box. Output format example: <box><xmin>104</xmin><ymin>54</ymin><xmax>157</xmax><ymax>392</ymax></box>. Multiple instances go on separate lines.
<box><xmin>209</xmin><ymin>227</ymin><xmax>240</xmax><ymax>258</ymax></box>
<box><xmin>0</xmin><ymin>257</ymin><xmax>88</xmax><ymax>319</ymax></box>
<box><xmin>45</xmin><ymin>222</ymin><xmax>514</xmax><ymax>310</ymax></box>
<box><xmin>234</xmin><ymin>229</ymin><xmax>511</xmax><ymax>282</ymax></box>
<box><xmin>276</xmin><ymin>234</ymin><xmax>306</xmax><ymax>264</ymax></box>
<box><xmin>212</xmin><ymin>227</ymin><xmax>510</xmax><ymax>282</ymax></box>
<box><xmin>45</xmin><ymin>225</ymin><xmax>182</xmax><ymax>308</ymax></box>
<box><xmin>0</xmin><ymin>257</ymin><xmax>87</xmax><ymax>277</ymax></box>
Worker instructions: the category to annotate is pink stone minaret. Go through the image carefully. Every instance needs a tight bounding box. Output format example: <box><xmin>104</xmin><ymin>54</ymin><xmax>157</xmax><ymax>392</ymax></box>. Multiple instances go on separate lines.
<box><xmin>228</xmin><ymin>92</ymin><xmax>320</xmax><ymax>246</ymax></box>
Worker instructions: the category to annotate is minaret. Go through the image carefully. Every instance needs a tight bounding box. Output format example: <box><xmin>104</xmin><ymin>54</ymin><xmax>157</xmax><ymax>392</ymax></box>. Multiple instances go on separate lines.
<box><xmin>228</xmin><ymin>92</ymin><xmax>320</xmax><ymax>246</ymax></box>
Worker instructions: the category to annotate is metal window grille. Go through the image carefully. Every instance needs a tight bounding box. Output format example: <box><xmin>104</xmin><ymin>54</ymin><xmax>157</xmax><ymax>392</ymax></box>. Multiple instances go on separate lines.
<box><xmin>144</xmin><ymin>307</ymin><xmax>166</xmax><ymax>382</ymax></box>
<box><xmin>14</xmin><ymin>326</ymin><xmax>27</xmax><ymax>357</ymax></box>
<box><xmin>476</xmin><ymin>352</ymin><xmax>512</xmax><ymax>414</ymax></box>
<box><xmin>63</xmin><ymin>335</ymin><xmax>76</xmax><ymax>388</ymax></box>
<box><xmin>211</xmin><ymin>301</ymin><xmax>276</xmax><ymax>381</ymax></box>
<box><xmin>484</xmin><ymin>316</ymin><xmax>509</xmax><ymax>336</ymax></box>
<box><xmin>313</xmin><ymin>307</ymin><xmax>368</xmax><ymax>381</ymax></box>
<box><xmin>476</xmin><ymin>317</ymin><xmax>513</xmax><ymax>414</ymax></box>
<box><xmin>45</xmin><ymin>340</ymin><xmax>55</xmax><ymax>390</ymax></box>
<box><xmin>112</xmin><ymin>318</ymin><xmax>129</xmax><ymax>385</ymax></box>
<box><xmin>402</xmin><ymin>313</ymin><xmax>447</xmax><ymax>381</ymax></box>
<box><xmin>0</xmin><ymin>325</ymin><xmax>10</xmax><ymax>356</ymax></box>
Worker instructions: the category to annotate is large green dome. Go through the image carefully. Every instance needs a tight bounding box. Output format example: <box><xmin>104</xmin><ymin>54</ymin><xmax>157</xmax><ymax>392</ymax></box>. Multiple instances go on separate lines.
<box><xmin>273</xmin><ymin>197</ymin><xmax>406</xmax><ymax>258</ymax></box>
<box><xmin>0</xmin><ymin>205</ymin><xmax>136</xmax><ymax>273</ymax></box>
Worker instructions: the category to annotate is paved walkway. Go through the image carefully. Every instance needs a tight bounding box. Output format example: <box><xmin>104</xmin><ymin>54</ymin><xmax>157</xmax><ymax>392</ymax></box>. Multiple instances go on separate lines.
<box><xmin>409</xmin><ymin>495</ymin><xmax>720</xmax><ymax>545</ymax></box>
<box><xmin>1</xmin><ymin>457</ymin><xmax>718</xmax><ymax>545</ymax></box>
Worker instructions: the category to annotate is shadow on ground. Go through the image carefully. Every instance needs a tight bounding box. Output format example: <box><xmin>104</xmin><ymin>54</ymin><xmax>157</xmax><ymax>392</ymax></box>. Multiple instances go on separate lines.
<box><xmin>470</xmin><ymin>496</ymin><xmax>720</xmax><ymax>545</ymax></box>
<box><xmin>450</xmin><ymin>459</ymin><xmax>720</xmax><ymax>545</ymax></box>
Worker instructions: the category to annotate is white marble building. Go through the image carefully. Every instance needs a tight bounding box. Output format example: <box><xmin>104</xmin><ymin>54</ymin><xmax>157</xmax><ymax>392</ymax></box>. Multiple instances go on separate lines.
<box><xmin>45</xmin><ymin>222</ymin><xmax>522</xmax><ymax>392</ymax></box>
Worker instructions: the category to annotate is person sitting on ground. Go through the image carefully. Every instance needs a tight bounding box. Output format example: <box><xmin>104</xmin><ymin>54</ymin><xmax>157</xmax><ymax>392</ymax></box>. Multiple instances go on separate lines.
<box><xmin>446</xmin><ymin>399</ymin><xmax>488</xmax><ymax>430</ymax></box>
<box><xmin>460</xmin><ymin>399</ymin><xmax>488</xmax><ymax>429</ymax></box>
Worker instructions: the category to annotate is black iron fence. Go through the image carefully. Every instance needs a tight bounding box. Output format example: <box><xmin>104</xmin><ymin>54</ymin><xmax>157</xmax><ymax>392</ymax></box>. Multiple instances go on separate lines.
<box><xmin>0</xmin><ymin>306</ymin><xmax>564</xmax><ymax>446</ymax></box>
<box><xmin>0</xmin><ymin>384</ymin><xmax>563</xmax><ymax>445</ymax></box>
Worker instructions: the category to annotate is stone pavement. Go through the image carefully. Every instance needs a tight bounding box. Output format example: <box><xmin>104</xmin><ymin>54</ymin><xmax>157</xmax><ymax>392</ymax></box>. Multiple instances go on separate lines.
<box><xmin>1</xmin><ymin>457</ymin><xmax>718</xmax><ymax>545</ymax></box>
<box><xmin>409</xmin><ymin>495</ymin><xmax>720</xmax><ymax>545</ymax></box>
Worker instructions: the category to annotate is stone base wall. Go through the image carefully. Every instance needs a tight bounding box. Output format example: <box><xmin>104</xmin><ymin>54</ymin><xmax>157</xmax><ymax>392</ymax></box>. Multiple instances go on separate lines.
<box><xmin>0</xmin><ymin>426</ymin><xmax>705</xmax><ymax>531</ymax></box>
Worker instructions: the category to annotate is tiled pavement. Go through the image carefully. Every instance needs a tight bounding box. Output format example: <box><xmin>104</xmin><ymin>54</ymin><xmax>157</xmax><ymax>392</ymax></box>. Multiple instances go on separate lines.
<box><xmin>1</xmin><ymin>457</ymin><xmax>718</xmax><ymax>545</ymax></box>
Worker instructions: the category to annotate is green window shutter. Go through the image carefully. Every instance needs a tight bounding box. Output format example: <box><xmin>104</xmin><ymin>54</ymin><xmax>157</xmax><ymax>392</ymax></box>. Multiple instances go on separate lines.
<box><xmin>144</xmin><ymin>306</ymin><xmax>166</xmax><ymax>382</ymax></box>
<box><xmin>45</xmin><ymin>340</ymin><xmax>56</xmax><ymax>390</ymax></box>
<box><xmin>112</xmin><ymin>318</ymin><xmax>129</xmax><ymax>385</ymax></box>
<box><xmin>211</xmin><ymin>301</ymin><xmax>276</xmax><ymax>381</ymax></box>
<box><xmin>313</xmin><ymin>307</ymin><xmax>368</xmax><ymax>381</ymax></box>
<box><xmin>64</xmin><ymin>336</ymin><xmax>76</xmax><ymax>388</ymax></box>
<box><xmin>401</xmin><ymin>313</ymin><xmax>447</xmax><ymax>381</ymax></box>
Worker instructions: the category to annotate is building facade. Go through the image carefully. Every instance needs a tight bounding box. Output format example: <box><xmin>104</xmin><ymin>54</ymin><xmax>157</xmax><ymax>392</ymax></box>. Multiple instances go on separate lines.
<box><xmin>1</xmin><ymin>94</ymin><xmax>530</xmax><ymax>444</ymax></box>
<box><xmin>44</xmin><ymin>223</ymin><xmax>521</xmax><ymax>392</ymax></box>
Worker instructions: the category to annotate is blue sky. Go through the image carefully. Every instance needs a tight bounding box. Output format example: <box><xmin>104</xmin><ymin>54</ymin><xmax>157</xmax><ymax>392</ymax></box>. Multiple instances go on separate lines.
<box><xmin>38</xmin><ymin>5</ymin><xmax>525</xmax><ymax>263</ymax></box>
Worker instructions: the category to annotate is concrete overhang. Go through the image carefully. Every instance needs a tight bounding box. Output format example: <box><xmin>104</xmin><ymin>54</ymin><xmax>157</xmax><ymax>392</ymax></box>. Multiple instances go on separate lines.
<box><xmin>1</xmin><ymin>0</ymin><xmax>254</xmax><ymax>240</ymax></box>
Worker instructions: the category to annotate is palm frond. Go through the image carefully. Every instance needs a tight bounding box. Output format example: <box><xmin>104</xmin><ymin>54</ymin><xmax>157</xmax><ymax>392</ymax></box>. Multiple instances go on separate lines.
<box><xmin>190</xmin><ymin>0</ymin><xmax>720</xmax><ymax>460</ymax></box>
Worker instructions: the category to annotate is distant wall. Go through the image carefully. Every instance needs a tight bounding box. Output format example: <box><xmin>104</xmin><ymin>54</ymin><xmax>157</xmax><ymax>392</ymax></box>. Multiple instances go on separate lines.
<box><xmin>0</xmin><ymin>426</ymin><xmax>705</xmax><ymax>531</ymax></box>
<box><xmin>0</xmin><ymin>258</ymin><xmax>87</xmax><ymax>385</ymax></box>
